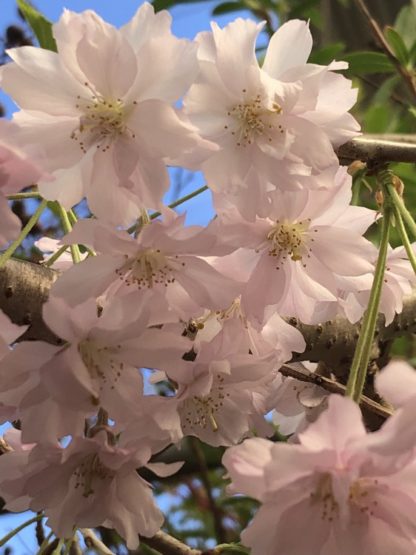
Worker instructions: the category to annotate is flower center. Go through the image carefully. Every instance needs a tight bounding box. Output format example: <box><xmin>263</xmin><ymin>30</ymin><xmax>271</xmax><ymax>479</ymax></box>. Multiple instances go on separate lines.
<box><xmin>216</xmin><ymin>297</ymin><xmax>243</xmax><ymax>321</ymax></box>
<box><xmin>71</xmin><ymin>81</ymin><xmax>136</xmax><ymax>153</ymax></box>
<box><xmin>225</xmin><ymin>91</ymin><xmax>284</xmax><ymax>147</ymax></box>
<box><xmin>115</xmin><ymin>249</ymin><xmax>183</xmax><ymax>289</ymax></box>
<box><xmin>348</xmin><ymin>478</ymin><xmax>383</xmax><ymax>517</ymax></box>
<box><xmin>310</xmin><ymin>473</ymin><xmax>339</xmax><ymax>522</ymax></box>
<box><xmin>266</xmin><ymin>219</ymin><xmax>312</xmax><ymax>267</ymax></box>
<box><xmin>72</xmin><ymin>453</ymin><xmax>114</xmax><ymax>497</ymax></box>
<box><xmin>78</xmin><ymin>339</ymin><xmax>123</xmax><ymax>394</ymax></box>
<box><xmin>181</xmin><ymin>373</ymin><xmax>230</xmax><ymax>433</ymax></box>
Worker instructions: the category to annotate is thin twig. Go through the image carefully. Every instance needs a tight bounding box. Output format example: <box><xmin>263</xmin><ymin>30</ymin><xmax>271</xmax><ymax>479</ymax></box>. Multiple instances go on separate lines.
<box><xmin>189</xmin><ymin>438</ymin><xmax>227</xmax><ymax>543</ymax></box>
<box><xmin>279</xmin><ymin>365</ymin><xmax>393</xmax><ymax>420</ymax></box>
<box><xmin>79</xmin><ymin>529</ymin><xmax>116</xmax><ymax>555</ymax></box>
<box><xmin>352</xmin><ymin>0</ymin><xmax>416</xmax><ymax>102</ymax></box>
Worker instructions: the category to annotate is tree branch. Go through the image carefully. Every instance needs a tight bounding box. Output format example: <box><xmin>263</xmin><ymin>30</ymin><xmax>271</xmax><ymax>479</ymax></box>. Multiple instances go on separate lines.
<box><xmin>0</xmin><ymin>258</ymin><xmax>59</xmax><ymax>344</ymax></box>
<box><xmin>352</xmin><ymin>0</ymin><xmax>416</xmax><ymax>103</ymax></box>
<box><xmin>337</xmin><ymin>136</ymin><xmax>416</xmax><ymax>165</ymax></box>
<box><xmin>2</xmin><ymin>256</ymin><xmax>416</xmax><ymax>377</ymax></box>
<box><xmin>279</xmin><ymin>364</ymin><xmax>393</xmax><ymax>421</ymax></box>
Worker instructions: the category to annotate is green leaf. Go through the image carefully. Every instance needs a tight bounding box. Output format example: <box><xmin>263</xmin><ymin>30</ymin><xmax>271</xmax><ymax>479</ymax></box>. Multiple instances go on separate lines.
<box><xmin>385</xmin><ymin>26</ymin><xmax>410</xmax><ymax>67</ymax></box>
<box><xmin>343</xmin><ymin>51</ymin><xmax>394</xmax><ymax>75</ymax></box>
<box><xmin>309</xmin><ymin>42</ymin><xmax>345</xmax><ymax>65</ymax></box>
<box><xmin>16</xmin><ymin>0</ymin><xmax>56</xmax><ymax>51</ymax></box>
<box><xmin>395</xmin><ymin>5</ymin><xmax>416</xmax><ymax>50</ymax></box>
<box><xmin>212</xmin><ymin>1</ymin><xmax>246</xmax><ymax>15</ymax></box>
<box><xmin>372</xmin><ymin>74</ymin><xmax>400</xmax><ymax>104</ymax></box>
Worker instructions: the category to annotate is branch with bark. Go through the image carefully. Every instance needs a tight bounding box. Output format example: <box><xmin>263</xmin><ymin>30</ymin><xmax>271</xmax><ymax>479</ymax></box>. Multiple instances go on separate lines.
<box><xmin>2</xmin><ymin>257</ymin><xmax>415</xmax><ymax>374</ymax></box>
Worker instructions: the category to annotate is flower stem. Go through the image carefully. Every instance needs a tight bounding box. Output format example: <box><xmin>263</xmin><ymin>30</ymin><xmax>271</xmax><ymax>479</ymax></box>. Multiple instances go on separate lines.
<box><xmin>127</xmin><ymin>184</ymin><xmax>209</xmax><ymax>234</ymax></box>
<box><xmin>346</xmin><ymin>206</ymin><xmax>392</xmax><ymax>402</ymax></box>
<box><xmin>42</xmin><ymin>244</ymin><xmax>69</xmax><ymax>267</ymax></box>
<box><xmin>37</xmin><ymin>531</ymin><xmax>54</xmax><ymax>555</ymax></box>
<box><xmin>57</xmin><ymin>204</ymin><xmax>81</xmax><ymax>264</ymax></box>
<box><xmin>7</xmin><ymin>191</ymin><xmax>42</xmax><ymax>200</ymax></box>
<box><xmin>68</xmin><ymin>208</ymin><xmax>78</xmax><ymax>226</ymax></box>
<box><xmin>51</xmin><ymin>537</ymin><xmax>65</xmax><ymax>554</ymax></box>
<box><xmin>0</xmin><ymin>199</ymin><xmax>47</xmax><ymax>269</ymax></box>
<box><xmin>153</xmin><ymin>184</ymin><xmax>209</xmax><ymax>219</ymax></box>
<box><xmin>385</xmin><ymin>179</ymin><xmax>416</xmax><ymax>239</ymax></box>
<box><xmin>0</xmin><ymin>514</ymin><xmax>42</xmax><ymax>548</ymax></box>
<box><xmin>393</xmin><ymin>203</ymin><xmax>416</xmax><ymax>275</ymax></box>
<box><xmin>213</xmin><ymin>544</ymin><xmax>250</xmax><ymax>554</ymax></box>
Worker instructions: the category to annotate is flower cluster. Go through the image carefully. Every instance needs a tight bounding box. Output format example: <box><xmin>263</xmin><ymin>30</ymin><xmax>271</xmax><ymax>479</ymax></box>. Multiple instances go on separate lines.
<box><xmin>0</xmin><ymin>3</ymin><xmax>415</xmax><ymax>552</ymax></box>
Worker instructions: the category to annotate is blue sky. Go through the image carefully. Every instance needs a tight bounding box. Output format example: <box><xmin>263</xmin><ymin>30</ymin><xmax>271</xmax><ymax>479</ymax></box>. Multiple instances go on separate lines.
<box><xmin>0</xmin><ymin>1</ymin><xmax>258</xmax><ymax>552</ymax></box>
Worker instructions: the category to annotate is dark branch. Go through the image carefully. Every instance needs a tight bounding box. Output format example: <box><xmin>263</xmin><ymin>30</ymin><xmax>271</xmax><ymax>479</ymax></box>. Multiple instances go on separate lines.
<box><xmin>337</xmin><ymin>136</ymin><xmax>416</xmax><ymax>165</ymax></box>
<box><xmin>0</xmin><ymin>258</ymin><xmax>59</xmax><ymax>344</ymax></box>
<box><xmin>352</xmin><ymin>0</ymin><xmax>416</xmax><ymax>103</ymax></box>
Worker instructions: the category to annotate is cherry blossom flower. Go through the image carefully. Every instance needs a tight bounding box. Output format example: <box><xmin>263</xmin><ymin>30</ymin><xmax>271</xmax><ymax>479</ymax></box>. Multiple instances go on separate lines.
<box><xmin>0</xmin><ymin>427</ymin><xmax>183</xmax><ymax>548</ymax></box>
<box><xmin>0</xmin><ymin>308</ymin><xmax>27</xmax><ymax>356</ymax></box>
<box><xmin>0</xmin><ymin>309</ymin><xmax>29</xmax><ymax>421</ymax></box>
<box><xmin>0</xmin><ymin>120</ymin><xmax>46</xmax><ymax>247</ymax></box>
<box><xmin>160</xmin><ymin>332</ymin><xmax>277</xmax><ymax>446</ymax></box>
<box><xmin>223</xmin><ymin>394</ymin><xmax>416</xmax><ymax>555</ymax></box>
<box><xmin>192</xmin><ymin>297</ymin><xmax>305</xmax><ymax>364</ymax></box>
<box><xmin>375</xmin><ymin>359</ymin><xmax>416</xmax><ymax>409</ymax></box>
<box><xmin>339</xmin><ymin>244</ymin><xmax>416</xmax><ymax>325</ymax></box>
<box><xmin>51</xmin><ymin>210</ymin><xmax>241</xmax><ymax>317</ymax></box>
<box><xmin>183</xmin><ymin>18</ymin><xmax>359</xmax><ymax>207</ymax></box>
<box><xmin>215</xmin><ymin>168</ymin><xmax>376</xmax><ymax>324</ymax></box>
<box><xmin>0</xmin><ymin>294</ymin><xmax>189</xmax><ymax>441</ymax></box>
<box><xmin>271</xmin><ymin>362</ymin><xmax>328</xmax><ymax>436</ymax></box>
<box><xmin>0</xmin><ymin>3</ymin><xmax>215</xmax><ymax>225</ymax></box>
<box><xmin>35</xmin><ymin>236</ymin><xmax>87</xmax><ymax>270</ymax></box>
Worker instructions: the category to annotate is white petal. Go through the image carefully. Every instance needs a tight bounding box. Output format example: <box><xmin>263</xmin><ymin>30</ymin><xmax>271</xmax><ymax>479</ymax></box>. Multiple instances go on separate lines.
<box><xmin>263</xmin><ymin>20</ymin><xmax>313</xmax><ymax>79</ymax></box>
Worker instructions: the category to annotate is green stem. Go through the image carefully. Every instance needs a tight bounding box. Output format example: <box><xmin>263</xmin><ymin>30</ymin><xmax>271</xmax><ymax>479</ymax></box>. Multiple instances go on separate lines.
<box><xmin>127</xmin><ymin>185</ymin><xmax>209</xmax><ymax>234</ymax></box>
<box><xmin>37</xmin><ymin>531</ymin><xmax>54</xmax><ymax>555</ymax></box>
<box><xmin>51</xmin><ymin>537</ymin><xmax>65</xmax><ymax>554</ymax></box>
<box><xmin>385</xmin><ymin>180</ymin><xmax>416</xmax><ymax>239</ymax></box>
<box><xmin>68</xmin><ymin>208</ymin><xmax>78</xmax><ymax>226</ymax></box>
<box><xmin>0</xmin><ymin>199</ymin><xmax>47</xmax><ymax>269</ymax></box>
<box><xmin>346</xmin><ymin>206</ymin><xmax>392</xmax><ymax>402</ymax></box>
<box><xmin>7</xmin><ymin>192</ymin><xmax>42</xmax><ymax>200</ymax></box>
<box><xmin>0</xmin><ymin>514</ymin><xmax>42</xmax><ymax>548</ymax></box>
<box><xmin>57</xmin><ymin>204</ymin><xmax>81</xmax><ymax>264</ymax></box>
<box><xmin>42</xmin><ymin>244</ymin><xmax>69</xmax><ymax>267</ymax></box>
<box><xmin>393</xmin><ymin>204</ymin><xmax>416</xmax><ymax>275</ymax></box>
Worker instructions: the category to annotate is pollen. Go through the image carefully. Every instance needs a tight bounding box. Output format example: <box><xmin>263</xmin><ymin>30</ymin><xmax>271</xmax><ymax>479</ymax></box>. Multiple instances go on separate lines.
<box><xmin>181</xmin><ymin>373</ymin><xmax>231</xmax><ymax>433</ymax></box>
<box><xmin>310</xmin><ymin>473</ymin><xmax>339</xmax><ymax>522</ymax></box>
<box><xmin>72</xmin><ymin>453</ymin><xmax>114</xmax><ymax>497</ymax></box>
<box><xmin>78</xmin><ymin>339</ymin><xmax>124</xmax><ymax>392</ymax></box>
<box><xmin>267</xmin><ymin>219</ymin><xmax>312</xmax><ymax>265</ymax></box>
<box><xmin>71</xmin><ymin>82</ymin><xmax>136</xmax><ymax>153</ymax></box>
<box><xmin>115</xmin><ymin>249</ymin><xmax>182</xmax><ymax>289</ymax></box>
<box><xmin>227</xmin><ymin>90</ymin><xmax>284</xmax><ymax>147</ymax></box>
<box><xmin>348</xmin><ymin>478</ymin><xmax>384</xmax><ymax>517</ymax></box>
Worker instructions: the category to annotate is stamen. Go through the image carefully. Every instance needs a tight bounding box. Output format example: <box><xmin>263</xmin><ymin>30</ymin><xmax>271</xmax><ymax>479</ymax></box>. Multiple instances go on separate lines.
<box><xmin>182</xmin><ymin>373</ymin><xmax>230</xmax><ymax>433</ymax></box>
<box><xmin>78</xmin><ymin>339</ymin><xmax>124</xmax><ymax>392</ymax></box>
<box><xmin>267</xmin><ymin>219</ymin><xmax>312</xmax><ymax>265</ymax></box>
<box><xmin>310</xmin><ymin>473</ymin><xmax>339</xmax><ymax>522</ymax></box>
<box><xmin>114</xmin><ymin>249</ymin><xmax>182</xmax><ymax>289</ymax></box>
<box><xmin>71</xmin><ymin>82</ymin><xmax>136</xmax><ymax>153</ymax></box>
<box><xmin>227</xmin><ymin>90</ymin><xmax>284</xmax><ymax>147</ymax></box>
<box><xmin>72</xmin><ymin>453</ymin><xmax>114</xmax><ymax>497</ymax></box>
